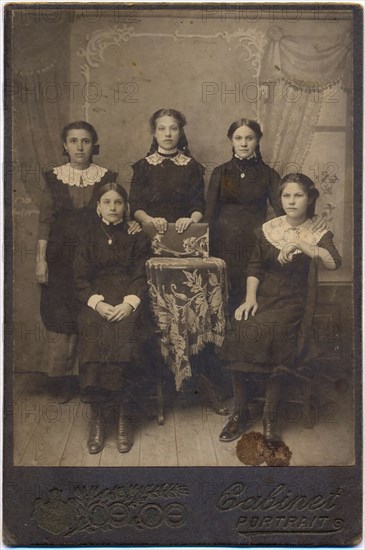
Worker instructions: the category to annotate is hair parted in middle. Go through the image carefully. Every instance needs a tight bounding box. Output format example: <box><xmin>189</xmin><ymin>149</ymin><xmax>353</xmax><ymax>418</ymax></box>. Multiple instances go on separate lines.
<box><xmin>61</xmin><ymin>120</ymin><xmax>100</xmax><ymax>157</ymax></box>
<box><xmin>227</xmin><ymin>118</ymin><xmax>263</xmax><ymax>161</ymax></box>
<box><xmin>94</xmin><ymin>182</ymin><xmax>129</xmax><ymax>204</ymax></box>
<box><xmin>147</xmin><ymin>108</ymin><xmax>191</xmax><ymax>156</ymax></box>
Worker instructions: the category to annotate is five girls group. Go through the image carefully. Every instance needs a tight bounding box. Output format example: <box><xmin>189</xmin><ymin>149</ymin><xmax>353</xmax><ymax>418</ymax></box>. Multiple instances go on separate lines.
<box><xmin>36</xmin><ymin>109</ymin><xmax>341</xmax><ymax>456</ymax></box>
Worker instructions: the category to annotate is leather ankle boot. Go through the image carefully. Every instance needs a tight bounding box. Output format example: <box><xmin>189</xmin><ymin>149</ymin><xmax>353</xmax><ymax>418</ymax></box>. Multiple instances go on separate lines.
<box><xmin>87</xmin><ymin>404</ymin><xmax>105</xmax><ymax>454</ymax></box>
<box><xmin>219</xmin><ymin>411</ymin><xmax>246</xmax><ymax>442</ymax></box>
<box><xmin>117</xmin><ymin>407</ymin><xmax>133</xmax><ymax>453</ymax></box>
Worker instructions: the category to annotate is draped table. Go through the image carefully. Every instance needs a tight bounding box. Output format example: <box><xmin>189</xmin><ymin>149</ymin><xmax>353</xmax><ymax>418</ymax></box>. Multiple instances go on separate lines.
<box><xmin>145</xmin><ymin>257</ymin><xmax>228</xmax><ymax>390</ymax></box>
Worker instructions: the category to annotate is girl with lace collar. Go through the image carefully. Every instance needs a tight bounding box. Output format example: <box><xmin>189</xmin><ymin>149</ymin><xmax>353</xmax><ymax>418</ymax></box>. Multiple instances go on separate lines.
<box><xmin>129</xmin><ymin>108</ymin><xmax>205</xmax><ymax>234</ymax></box>
<box><xmin>218</xmin><ymin>173</ymin><xmax>341</xmax><ymax>446</ymax></box>
<box><xmin>35</xmin><ymin>121</ymin><xmax>126</xmax><ymax>403</ymax></box>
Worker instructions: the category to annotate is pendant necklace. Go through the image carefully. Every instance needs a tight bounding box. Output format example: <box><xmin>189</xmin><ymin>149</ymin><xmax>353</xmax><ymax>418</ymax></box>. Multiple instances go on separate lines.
<box><xmin>234</xmin><ymin>160</ymin><xmax>246</xmax><ymax>179</ymax></box>
<box><xmin>100</xmin><ymin>222</ymin><xmax>114</xmax><ymax>245</ymax></box>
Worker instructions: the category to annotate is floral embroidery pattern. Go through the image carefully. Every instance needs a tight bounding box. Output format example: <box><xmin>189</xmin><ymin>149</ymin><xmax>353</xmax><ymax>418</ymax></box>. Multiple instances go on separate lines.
<box><xmin>151</xmin><ymin>232</ymin><xmax>209</xmax><ymax>258</ymax></box>
<box><xmin>146</xmin><ymin>258</ymin><xmax>228</xmax><ymax>390</ymax></box>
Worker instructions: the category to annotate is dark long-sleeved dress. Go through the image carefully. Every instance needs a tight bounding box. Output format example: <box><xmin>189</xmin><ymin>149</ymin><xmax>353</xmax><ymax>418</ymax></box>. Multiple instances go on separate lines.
<box><xmin>38</xmin><ymin>163</ymin><xmax>117</xmax><ymax>335</ymax></box>
<box><xmin>222</xmin><ymin>217</ymin><xmax>342</xmax><ymax>372</ymax></box>
<box><xmin>205</xmin><ymin>156</ymin><xmax>283</xmax><ymax>309</ymax></box>
<box><xmin>129</xmin><ymin>151</ymin><xmax>205</xmax><ymax>221</ymax></box>
<box><xmin>74</xmin><ymin>216</ymin><xmax>151</xmax><ymax>393</ymax></box>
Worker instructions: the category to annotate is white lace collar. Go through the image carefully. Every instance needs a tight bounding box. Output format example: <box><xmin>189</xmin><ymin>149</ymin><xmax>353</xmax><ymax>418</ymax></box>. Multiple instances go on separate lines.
<box><xmin>53</xmin><ymin>163</ymin><xmax>108</xmax><ymax>187</ymax></box>
<box><xmin>262</xmin><ymin>216</ymin><xmax>328</xmax><ymax>253</ymax></box>
<box><xmin>145</xmin><ymin>151</ymin><xmax>191</xmax><ymax>167</ymax></box>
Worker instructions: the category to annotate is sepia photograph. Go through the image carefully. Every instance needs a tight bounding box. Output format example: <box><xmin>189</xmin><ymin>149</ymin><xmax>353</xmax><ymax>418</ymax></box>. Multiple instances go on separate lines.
<box><xmin>3</xmin><ymin>1</ymin><xmax>362</xmax><ymax>546</ymax></box>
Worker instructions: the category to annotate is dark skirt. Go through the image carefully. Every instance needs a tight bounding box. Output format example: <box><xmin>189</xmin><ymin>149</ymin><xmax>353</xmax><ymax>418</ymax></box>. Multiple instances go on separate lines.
<box><xmin>221</xmin><ymin>272</ymin><xmax>319</xmax><ymax>372</ymax></box>
<box><xmin>210</xmin><ymin>204</ymin><xmax>264</xmax><ymax>310</ymax></box>
<box><xmin>79</xmin><ymin>361</ymin><xmax>127</xmax><ymax>403</ymax></box>
<box><xmin>41</xmin><ymin>211</ymin><xmax>91</xmax><ymax>334</ymax></box>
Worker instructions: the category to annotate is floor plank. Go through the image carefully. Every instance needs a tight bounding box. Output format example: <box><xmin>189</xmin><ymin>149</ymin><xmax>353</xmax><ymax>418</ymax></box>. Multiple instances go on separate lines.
<box><xmin>139</xmin><ymin>410</ymin><xmax>178</xmax><ymax>466</ymax></box>
<box><xmin>207</xmin><ymin>412</ymin><xmax>242</xmax><ymax>467</ymax></box>
<box><xmin>19</xmin><ymin>397</ymin><xmax>78</xmax><ymax>466</ymax></box>
<box><xmin>173</xmin><ymin>396</ymin><xmax>218</xmax><ymax>466</ymax></box>
<box><xmin>60</xmin><ymin>401</ymin><xmax>101</xmax><ymax>467</ymax></box>
<box><xmin>13</xmin><ymin>399</ymin><xmax>39</xmax><ymax>466</ymax></box>
<box><xmin>13</xmin><ymin>375</ymin><xmax>52</xmax><ymax>466</ymax></box>
<box><xmin>281</xmin><ymin>422</ymin><xmax>334</xmax><ymax>466</ymax></box>
<box><xmin>12</xmin><ymin>373</ymin><xmax>356</xmax><ymax>467</ymax></box>
<box><xmin>313</xmin><ymin>421</ymin><xmax>354</xmax><ymax>466</ymax></box>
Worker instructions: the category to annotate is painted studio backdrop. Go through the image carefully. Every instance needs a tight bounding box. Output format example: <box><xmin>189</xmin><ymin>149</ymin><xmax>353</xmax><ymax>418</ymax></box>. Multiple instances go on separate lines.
<box><xmin>11</xmin><ymin>6</ymin><xmax>354</xmax><ymax>466</ymax></box>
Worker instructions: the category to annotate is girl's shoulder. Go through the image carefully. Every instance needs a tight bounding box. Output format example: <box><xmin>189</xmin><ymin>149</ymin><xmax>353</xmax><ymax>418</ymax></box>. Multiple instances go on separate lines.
<box><xmin>43</xmin><ymin>164</ymin><xmax>67</xmax><ymax>180</ymax></box>
<box><xmin>258</xmin><ymin>159</ymin><xmax>280</xmax><ymax>180</ymax></box>
<box><xmin>123</xmin><ymin>225</ymin><xmax>151</xmax><ymax>254</ymax></box>
<box><xmin>210</xmin><ymin>158</ymin><xmax>235</xmax><ymax>176</ymax></box>
<box><xmin>132</xmin><ymin>156</ymin><xmax>150</xmax><ymax>174</ymax></box>
<box><xmin>132</xmin><ymin>156</ymin><xmax>148</xmax><ymax>167</ymax></box>
<box><xmin>184</xmin><ymin>155</ymin><xmax>204</xmax><ymax>174</ymax></box>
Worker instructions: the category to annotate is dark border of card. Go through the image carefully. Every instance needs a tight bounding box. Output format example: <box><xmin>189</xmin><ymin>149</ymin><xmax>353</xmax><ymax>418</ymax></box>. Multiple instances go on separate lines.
<box><xmin>2</xmin><ymin>2</ymin><xmax>363</xmax><ymax>547</ymax></box>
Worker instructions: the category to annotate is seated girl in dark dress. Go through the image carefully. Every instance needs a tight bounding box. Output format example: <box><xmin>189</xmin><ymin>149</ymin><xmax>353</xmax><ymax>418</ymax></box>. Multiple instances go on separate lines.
<box><xmin>74</xmin><ymin>183</ymin><xmax>151</xmax><ymax>454</ymax></box>
<box><xmin>218</xmin><ymin>173</ymin><xmax>342</xmax><ymax>443</ymax></box>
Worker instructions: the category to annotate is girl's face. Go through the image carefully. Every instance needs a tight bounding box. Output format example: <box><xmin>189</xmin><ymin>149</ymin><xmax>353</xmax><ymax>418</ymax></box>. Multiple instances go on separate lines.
<box><xmin>154</xmin><ymin>116</ymin><xmax>180</xmax><ymax>151</ymax></box>
<box><xmin>231</xmin><ymin>125</ymin><xmax>258</xmax><ymax>159</ymax></box>
<box><xmin>281</xmin><ymin>182</ymin><xmax>310</xmax><ymax>223</ymax></box>
<box><xmin>63</xmin><ymin>129</ymin><xmax>93</xmax><ymax>168</ymax></box>
<box><xmin>98</xmin><ymin>190</ymin><xmax>126</xmax><ymax>224</ymax></box>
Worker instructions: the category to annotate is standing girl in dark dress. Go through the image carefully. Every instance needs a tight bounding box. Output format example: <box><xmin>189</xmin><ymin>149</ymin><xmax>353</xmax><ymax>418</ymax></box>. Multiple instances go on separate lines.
<box><xmin>129</xmin><ymin>108</ymin><xmax>205</xmax><ymax>233</ymax></box>
<box><xmin>205</xmin><ymin>119</ymin><xmax>283</xmax><ymax>312</ymax></box>
<box><xmin>218</xmin><ymin>174</ymin><xmax>341</xmax><ymax>443</ymax></box>
<box><xmin>74</xmin><ymin>183</ymin><xmax>151</xmax><ymax>454</ymax></box>
<box><xmin>36</xmin><ymin>121</ymin><xmax>117</xmax><ymax>402</ymax></box>
<box><xmin>129</xmin><ymin>109</ymin><xmax>227</xmax><ymax>411</ymax></box>
<box><xmin>36</xmin><ymin>121</ymin><xmax>139</xmax><ymax>403</ymax></box>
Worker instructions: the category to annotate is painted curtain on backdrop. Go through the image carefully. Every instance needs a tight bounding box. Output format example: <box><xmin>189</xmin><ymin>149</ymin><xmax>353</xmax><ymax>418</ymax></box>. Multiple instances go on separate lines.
<box><xmin>12</xmin><ymin>17</ymin><xmax>71</xmax><ymax>372</ymax></box>
<box><xmin>13</xmin><ymin>18</ymin><xmax>71</xmax><ymax>205</ymax></box>
<box><xmin>257</xmin><ymin>24</ymin><xmax>352</xmax><ymax>171</ymax></box>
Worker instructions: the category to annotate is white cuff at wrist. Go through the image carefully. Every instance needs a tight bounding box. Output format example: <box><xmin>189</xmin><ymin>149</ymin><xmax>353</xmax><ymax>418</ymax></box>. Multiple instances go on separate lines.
<box><xmin>123</xmin><ymin>295</ymin><xmax>141</xmax><ymax>311</ymax></box>
<box><xmin>88</xmin><ymin>294</ymin><xmax>105</xmax><ymax>310</ymax></box>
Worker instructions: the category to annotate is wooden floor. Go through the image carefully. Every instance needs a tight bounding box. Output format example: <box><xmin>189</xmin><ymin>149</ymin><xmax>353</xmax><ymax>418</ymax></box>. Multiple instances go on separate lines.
<box><xmin>12</xmin><ymin>373</ymin><xmax>355</xmax><ymax>467</ymax></box>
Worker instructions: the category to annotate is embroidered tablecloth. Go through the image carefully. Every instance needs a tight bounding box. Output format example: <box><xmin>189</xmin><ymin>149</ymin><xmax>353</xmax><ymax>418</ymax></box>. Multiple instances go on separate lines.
<box><xmin>146</xmin><ymin>257</ymin><xmax>228</xmax><ymax>390</ymax></box>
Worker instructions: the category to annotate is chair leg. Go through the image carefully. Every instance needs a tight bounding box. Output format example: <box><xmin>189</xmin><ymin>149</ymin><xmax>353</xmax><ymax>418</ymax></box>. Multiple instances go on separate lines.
<box><xmin>151</xmin><ymin>336</ymin><xmax>165</xmax><ymax>425</ymax></box>
<box><xmin>156</xmin><ymin>359</ymin><xmax>164</xmax><ymax>425</ymax></box>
